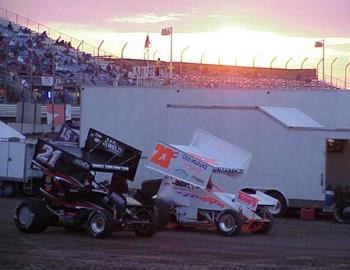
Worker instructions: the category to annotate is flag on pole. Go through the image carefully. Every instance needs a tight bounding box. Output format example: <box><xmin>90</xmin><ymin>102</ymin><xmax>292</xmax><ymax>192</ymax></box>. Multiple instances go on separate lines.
<box><xmin>315</xmin><ymin>40</ymin><xmax>323</xmax><ymax>48</ymax></box>
<box><xmin>144</xmin><ymin>34</ymin><xmax>151</xmax><ymax>49</ymax></box>
<box><xmin>161</xmin><ymin>27</ymin><xmax>172</xmax><ymax>36</ymax></box>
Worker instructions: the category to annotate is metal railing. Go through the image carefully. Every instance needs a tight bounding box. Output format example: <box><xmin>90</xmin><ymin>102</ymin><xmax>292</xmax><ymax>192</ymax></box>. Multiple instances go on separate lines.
<box><xmin>316</xmin><ymin>72</ymin><xmax>347</xmax><ymax>90</ymax></box>
<box><xmin>0</xmin><ymin>103</ymin><xmax>80</xmax><ymax>118</ymax></box>
<box><xmin>0</xmin><ymin>6</ymin><xmax>114</xmax><ymax>58</ymax></box>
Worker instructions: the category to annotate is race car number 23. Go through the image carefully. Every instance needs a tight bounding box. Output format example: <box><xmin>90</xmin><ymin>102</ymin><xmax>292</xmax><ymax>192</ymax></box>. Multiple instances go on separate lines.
<box><xmin>150</xmin><ymin>144</ymin><xmax>175</xmax><ymax>169</ymax></box>
<box><xmin>36</xmin><ymin>144</ymin><xmax>62</xmax><ymax>167</ymax></box>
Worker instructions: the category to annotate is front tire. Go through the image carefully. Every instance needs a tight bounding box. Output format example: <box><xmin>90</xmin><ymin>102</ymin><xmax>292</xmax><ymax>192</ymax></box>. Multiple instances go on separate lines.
<box><xmin>14</xmin><ymin>197</ymin><xmax>50</xmax><ymax>233</ymax></box>
<box><xmin>87</xmin><ymin>210</ymin><xmax>114</xmax><ymax>239</ymax></box>
<box><xmin>133</xmin><ymin>208</ymin><xmax>158</xmax><ymax>237</ymax></box>
<box><xmin>216</xmin><ymin>209</ymin><xmax>242</xmax><ymax>236</ymax></box>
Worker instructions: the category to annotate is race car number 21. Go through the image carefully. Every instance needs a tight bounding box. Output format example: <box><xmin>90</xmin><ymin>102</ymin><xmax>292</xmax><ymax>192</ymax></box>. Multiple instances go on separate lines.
<box><xmin>37</xmin><ymin>144</ymin><xmax>62</xmax><ymax>167</ymax></box>
<box><xmin>150</xmin><ymin>144</ymin><xmax>174</xmax><ymax>169</ymax></box>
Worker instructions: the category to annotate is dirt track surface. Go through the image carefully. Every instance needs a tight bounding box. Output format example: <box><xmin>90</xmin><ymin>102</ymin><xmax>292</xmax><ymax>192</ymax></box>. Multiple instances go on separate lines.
<box><xmin>1</xmin><ymin>198</ymin><xmax>350</xmax><ymax>270</ymax></box>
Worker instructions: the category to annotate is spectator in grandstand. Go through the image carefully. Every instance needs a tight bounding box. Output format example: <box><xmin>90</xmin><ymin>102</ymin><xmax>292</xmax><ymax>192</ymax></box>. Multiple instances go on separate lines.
<box><xmin>18</xmin><ymin>27</ymin><xmax>24</xmax><ymax>37</ymax></box>
<box><xmin>7</xmin><ymin>22</ymin><xmax>13</xmax><ymax>31</ymax></box>
<box><xmin>23</xmin><ymin>27</ymin><xmax>31</xmax><ymax>34</ymax></box>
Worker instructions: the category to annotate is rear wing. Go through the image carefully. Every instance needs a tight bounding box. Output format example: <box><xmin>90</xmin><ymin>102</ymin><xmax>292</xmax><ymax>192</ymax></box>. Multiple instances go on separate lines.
<box><xmin>32</xmin><ymin>139</ymin><xmax>90</xmax><ymax>183</ymax></box>
<box><xmin>188</xmin><ymin>128</ymin><xmax>252</xmax><ymax>174</ymax></box>
<box><xmin>83</xmin><ymin>128</ymin><xmax>142</xmax><ymax>181</ymax></box>
<box><xmin>146</xmin><ymin>142</ymin><xmax>213</xmax><ymax>189</ymax></box>
<box><xmin>146</xmin><ymin>129</ymin><xmax>252</xmax><ymax>188</ymax></box>
<box><xmin>33</xmin><ymin>128</ymin><xmax>141</xmax><ymax>181</ymax></box>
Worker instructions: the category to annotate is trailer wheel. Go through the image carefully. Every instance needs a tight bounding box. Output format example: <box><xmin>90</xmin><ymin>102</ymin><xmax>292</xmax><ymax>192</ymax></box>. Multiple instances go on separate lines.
<box><xmin>216</xmin><ymin>209</ymin><xmax>242</xmax><ymax>236</ymax></box>
<box><xmin>265</xmin><ymin>191</ymin><xmax>287</xmax><ymax>217</ymax></box>
<box><xmin>153</xmin><ymin>198</ymin><xmax>170</xmax><ymax>230</ymax></box>
<box><xmin>87</xmin><ymin>210</ymin><xmax>114</xmax><ymax>239</ymax></box>
<box><xmin>133</xmin><ymin>208</ymin><xmax>158</xmax><ymax>237</ymax></box>
<box><xmin>1</xmin><ymin>182</ymin><xmax>17</xmax><ymax>198</ymax></box>
<box><xmin>333</xmin><ymin>200</ymin><xmax>350</xmax><ymax>224</ymax></box>
<box><xmin>14</xmin><ymin>198</ymin><xmax>50</xmax><ymax>233</ymax></box>
<box><xmin>252</xmin><ymin>207</ymin><xmax>274</xmax><ymax>234</ymax></box>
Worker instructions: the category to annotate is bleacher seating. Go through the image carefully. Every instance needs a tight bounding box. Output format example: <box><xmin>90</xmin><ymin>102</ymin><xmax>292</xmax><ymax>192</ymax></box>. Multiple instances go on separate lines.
<box><xmin>0</xmin><ymin>19</ymin><xmax>338</xmax><ymax>106</ymax></box>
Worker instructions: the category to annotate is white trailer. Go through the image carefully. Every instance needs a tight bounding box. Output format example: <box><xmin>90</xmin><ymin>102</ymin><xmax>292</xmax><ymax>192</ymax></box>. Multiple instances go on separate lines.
<box><xmin>0</xmin><ymin>121</ymin><xmax>41</xmax><ymax>197</ymax></box>
<box><xmin>80</xmin><ymin>87</ymin><xmax>350</xmax><ymax>215</ymax></box>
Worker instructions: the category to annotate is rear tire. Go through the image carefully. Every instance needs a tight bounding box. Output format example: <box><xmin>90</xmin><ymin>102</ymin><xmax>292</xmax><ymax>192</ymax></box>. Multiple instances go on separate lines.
<box><xmin>133</xmin><ymin>208</ymin><xmax>158</xmax><ymax>237</ymax></box>
<box><xmin>87</xmin><ymin>210</ymin><xmax>114</xmax><ymax>239</ymax></box>
<box><xmin>252</xmin><ymin>207</ymin><xmax>274</xmax><ymax>234</ymax></box>
<box><xmin>216</xmin><ymin>209</ymin><xmax>241</xmax><ymax>236</ymax></box>
<box><xmin>153</xmin><ymin>198</ymin><xmax>170</xmax><ymax>230</ymax></box>
<box><xmin>14</xmin><ymin>197</ymin><xmax>50</xmax><ymax>233</ymax></box>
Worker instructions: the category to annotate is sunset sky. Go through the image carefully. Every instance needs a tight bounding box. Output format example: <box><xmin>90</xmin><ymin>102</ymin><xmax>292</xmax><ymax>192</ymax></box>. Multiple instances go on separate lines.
<box><xmin>1</xmin><ymin>0</ymin><xmax>350</xmax><ymax>84</ymax></box>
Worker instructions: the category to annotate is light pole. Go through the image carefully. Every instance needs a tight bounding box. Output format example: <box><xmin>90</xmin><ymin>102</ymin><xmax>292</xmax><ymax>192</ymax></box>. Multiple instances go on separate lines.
<box><xmin>301</xmin><ymin>57</ymin><xmax>308</xmax><ymax>69</ymax></box>
<box><xmin>315</xmin><ymin>39</ymin><xmax>326</xmax><ymax>82</ymax></box>
<box><xmin>253</xmin><ymin>51</ymin><xmax>260</xmax><ymax>68</ymax></box>
<box><xmin>322</xmin><ymin>39</ymin><xmax>325</xmax><ymax>83</ymax></box>
<box><xmin>152</xmin><ymin>50</ymin><xmax>158</xmax><ymax>61</ymax></box>
<box><xmin>316</xmin><ymin>58</ymin><xmax>324</xmax><ymax>80</ymax></box>
<box><xmin>299</xmin><ymin>57</ymin><xmax>308</xmax><ymax>81</ymax></box>
<box><xmin>330</xmin><ymin>57</ymin><xmax>338</xmax><ymax>85</ymax></box>
<box><xmin>97</xmin><ymin>40</ymin><xmax>104</xmax><ymax>67</ymax></box>
<box><xmin>200</xmin><ymin>53</ymin><xmax>205</xmax><ymax>76</ymax></box>
<box><xmin>180</xmin><ymin>46</ymin><xmax>189</xmax><ymax>76</ymax></box>
<box><xmin>77</xmin><ymin>40</ymin><xmax>84</xmax><ymax>53</ymax></box>
<box><xmin>345</xmin><ymin>61</ymin><xmax>350</xmax><ymax>89</ymax></box>
<box><xmin>200</xmin><ymin>53</ymin><xmax>205</xmax><ymax>64</ymax></box>
<box><xmin>120</xmin><ymin>42</ymin><xmax>127</xmax><ymax>71</ymax></box>
<box><xmin>74</xmin><ymin>40</ymin><xmax>84</xmax><ymax>85</ymax></box>
<box><xmin>270</xmin><ymin>56</ymin><xmax>278</xmax><ymax>68</ymax></box>
<box><xmin>144</xmin><ymin>49</ymin><xmax>149</xmax><ymax>60</ymax></box>
<box><xmin>285</xmin><ymin>57</ymin><xmax>293</xmax><ymax>69</ymax></box>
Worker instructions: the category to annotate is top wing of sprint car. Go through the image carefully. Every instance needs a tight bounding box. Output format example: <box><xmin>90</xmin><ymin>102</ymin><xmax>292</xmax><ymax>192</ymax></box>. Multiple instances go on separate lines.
<box><xmin>146</xmin><ymin>128</ymin><xmax>252</xmax><ymax>189</ymax></box>
<box><xmin>32</xmin><ymin>128</ymin><xmax>142</xmax><ymax>182</ymax></box>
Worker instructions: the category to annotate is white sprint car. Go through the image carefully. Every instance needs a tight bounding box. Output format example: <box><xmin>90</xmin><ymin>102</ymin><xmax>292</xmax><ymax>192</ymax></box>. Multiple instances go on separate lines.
<box><xmin>144</xmin><ymin>128</ymin><xmax>278</xmax><ymax>236</ymax></box>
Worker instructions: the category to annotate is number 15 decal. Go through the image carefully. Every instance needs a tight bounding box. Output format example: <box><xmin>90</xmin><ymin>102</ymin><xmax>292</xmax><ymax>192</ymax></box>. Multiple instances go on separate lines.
<box><xmin>150</xmin><ymin>144</ymin><xmax>175</xmax><ymax>169</ymax></box>
<box><xmin>36</xmin><ymin>144</ymin><xmax>62</xmax><ymax>167</ymax></box>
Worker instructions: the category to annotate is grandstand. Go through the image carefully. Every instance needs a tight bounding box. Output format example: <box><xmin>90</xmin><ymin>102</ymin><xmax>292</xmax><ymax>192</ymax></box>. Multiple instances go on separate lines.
<box><xmin>0</xmin><ymin>6</ymin><xmax>340</xmax><ymax>108</ymax></box>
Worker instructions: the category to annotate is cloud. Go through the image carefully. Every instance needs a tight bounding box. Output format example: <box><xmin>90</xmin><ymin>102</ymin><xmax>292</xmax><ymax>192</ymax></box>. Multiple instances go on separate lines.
<box><xmin>109</xmin><ymin>13</ymin><xmax>189</xmax><ymax>24</ymax></box>
<box><xmin>210</xmin><ymin>14</ymin><xmax>232</xmax><ymax>19</ymax></box>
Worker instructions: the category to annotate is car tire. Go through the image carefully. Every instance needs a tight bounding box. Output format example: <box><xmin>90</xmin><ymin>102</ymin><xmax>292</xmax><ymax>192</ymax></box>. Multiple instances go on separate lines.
<box><xmin>133</xmin><ymin>208</ymin><xmax>158</xmax><ymax>237</ymax></box>
<box><xmin>216</xmin><ymin>209</ymin><xmax>242</xmax><ymax>236</ymax></box>
<box><xmin>87</xmin><ymin>210</ymin><xmax>114</xmax><ymax>239</ymax></box>
<box><xmin>14</xmin><ymin>197</ymin><xmax>50</xmax><ymax>233</ymax></box>
<box><xmin>153</xmin><ymin>198</ymin><xmax>170</xmax><ymax>230</ymax></box>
